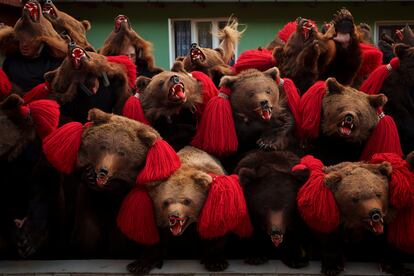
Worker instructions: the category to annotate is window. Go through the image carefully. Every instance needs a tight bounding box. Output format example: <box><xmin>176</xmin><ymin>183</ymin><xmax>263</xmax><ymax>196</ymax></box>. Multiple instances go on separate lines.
<box><xmin>375</xmin><ymin>21</ymin><xmax>414</xmax><ymax>44</ymax></box>
<box><xmin>169</xmin><ymin>18</ymin><xmax>230</xmax><ymax>68</ymax></box>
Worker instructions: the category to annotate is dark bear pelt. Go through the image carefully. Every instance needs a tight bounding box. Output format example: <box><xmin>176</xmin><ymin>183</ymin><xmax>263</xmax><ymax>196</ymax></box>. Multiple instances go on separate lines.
<box><xmin>235</xmin><ymin>150</ymin><xmax>310</xmax><ymax>268</ymax></box>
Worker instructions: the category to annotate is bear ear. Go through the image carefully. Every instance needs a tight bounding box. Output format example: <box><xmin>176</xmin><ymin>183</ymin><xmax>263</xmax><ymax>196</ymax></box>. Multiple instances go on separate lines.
<box><xmin>136</xmin><ymin>124</ymin><xmax>159</xmax><ymax>147</ymax></box>
<box><xmin>191</xmin><ymin>171</ymin><xmax>213</xmax><ymax>189</ymax></box>
<box><xmin>263</xmin><ymin>67</ymin><xmax>280</xmax><ymax>82</ymax></box>
<box><xmin>219</xmin><ymin>75</ymin><xmax>238</xmax><ymax>88</ymax></box>
<box><xmin>44</xmin><ymin>69</ymin><xmax>57</xmax><ymax>84</ymax></box>
<box><xmin>325</xmin><ymin>77</ymin><xmax>344</xmax><ymax>95</ymax></box>
<box><xmin>291</xmin><ymin>168</ymin><xmax>311</xmax><ymax>185</ymax></box>
<box><xmin>171</xmin><ymin>60</ymin><xmax>186</xmax><ymax>73</ymax></box>
<box><xmin>81</xmin><ymin>20</ymin><xmax>91</xmax><ymax>31</ymax></box>
<box><xmin>394</xmin><ymin>43</ymin><xmax>411</xmax><ymax>59</ymax></box>
<box><xmin>87</xmin><ymin>108</ymin><xmax>112</xmax><ymax>125</ymax></box>
<box><xmin>324</xmin><ymin>172</ymin><xmax>342</xmax><ymax>191</ymax></box>
<box><xmin>237</xmin><ymin>167</ymin><xmax>256</xmax><ymax>187</ymax></box>
<box><xmin>361</xmin><ymin>162</ymin><xmax>393</xmax><ymax>178</ymax></box>
<box><xmin>368</xmin><ymin>94</ymin><xmax>387</xmax><ymax>109</ymax></box>
<box><xmin>0</xmin><ymin>94</ymin><xmax>24</xmax><ymax>110</ymax></box>
<box><xmin>136</xmin><ymin>76</ymin><xmax>152</xmax><ymax>92</ymax></box>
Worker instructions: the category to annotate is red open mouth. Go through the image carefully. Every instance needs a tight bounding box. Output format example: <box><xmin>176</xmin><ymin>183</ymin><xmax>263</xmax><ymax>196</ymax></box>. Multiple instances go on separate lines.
<box><xmin>396</xmin><ymin>29</ymin><xmax>404</xmax><ymax>41</ymax></box>
<box><xmin>71</xmin><ymin>47</ymin><xmax>87</xmax><ymax>69</ymax></box>
<box><xmin>169</xmin><ymin>215</ymin><xmax>188</xmax><ymax>236</ymax></box>
<box><xmin>96</xmin><ymin>172</ymin><xmax>109</xmax><ymax>187</ymax></box>
<box><xmin>270</xmin><ymin>233</ymin><xmax>284</xmax><ymax>247</ymax></box>
<box><xmin>301</xmin><ymin>20</ymin><xmax>314</xmax><ymax>40</ymax></box>
<box><xmin>255</xmin><ymin>106</ymin><xmax>273</xmax><ymax>121</ymax></box>
<box><xmin>190</xmin><ymin>47</ymin><xmax>206</xmax><ymax>63</ymax></box>
<box><xmin>24</xmin><ymin>1</ymin><xmax>40</xmax><ymax>23</ymax></box>
<box><xmin>367</xmin><ymin>219</ymin><xmax>384</xmax><ymax>235</ymax></box>
<box><xmin>169</xmin><ymin>83</ymin><xmax>186</xmax><ymax>102</ymax></box>
<box><xmin>115</xmin><ymin>15</ymin><xmax>129</xmax><ymax>32</ymax></box>
<box><xmin>338</xmin><ymin>115</ymin><xmax>354</xmax><ymax>136</ymax></box>
<box><xmin>42</xmin><ymin>2</ymin><xmax>57</xmax><ymax>19</ymax></box>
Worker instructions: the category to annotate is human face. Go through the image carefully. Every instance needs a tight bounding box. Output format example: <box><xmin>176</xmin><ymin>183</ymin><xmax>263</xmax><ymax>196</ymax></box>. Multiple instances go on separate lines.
<box><xmin>19</xmin><ymin>35</ymin><xmax>42</xmax><ymax>58</ymax></box>
<box><xmin>119</xmin><ymin>44</ymin><xmax>136</xmax><ymax>64</ymax></box>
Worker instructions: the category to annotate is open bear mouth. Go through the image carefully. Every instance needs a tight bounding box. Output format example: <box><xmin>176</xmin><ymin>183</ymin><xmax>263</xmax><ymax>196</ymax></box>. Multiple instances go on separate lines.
<box><xmin>24</xmin><ymin>1</ymin><xmax>40</xmax><ymax>23</ymax></box>
<box><xmin>42</xmin><ymin>1</ymin><xmax>57</xmax><ymax>19</ymax></box>
<box><xmin>168</xmin><ymin>215</ymin><xmax>189</xmax><ymax>236</ymax></box>
<box><xmin>338</xmin><ymin>114</ymin><xmax>355</xmax><ymax>136</ymax></box>
<box><xmin>301</xmin><ymin>20</ymin><xmax>314</xmax><ymax>40</ymax></box>
<box><xmin>169</xmin><ymin>83</ymin><xmax>186</xmax><ymax>102</ymax></box>
<box><xmin>367</xmin><ymin>219</ymin><xmax>384</xmax><ymax>234</ymax></box>
<box><xmin>396</xmin><ymin>29</ymin><xmax>404</xmax><ymax>41</ymax></box>
<box><xmin>270</xmin><ymin>232</ymin><xmax>284</xmax><ymax>247</ymax></box>
<box><xmin>96</xmin><ymin>171</ymin><xmax>109</xmax><ymax>187</ymax></box>
<box><xmin>71</xmin><ymin>47</ymin><xmax>87</xmax><ymax>70</ymax></box>
<box><xmin>115</xmin><ymin>15</ymin><xmax>129</xmax><ymax>32</ymax></box>
<box><xmin>190</xmin><ymin>46</ymin><xmax>206</xmax><ymax>63</ymax></box>
<box><xmin>255</xmin><ymin>105</ymin><xmax>273</xmax><ymax>121</ymax></box>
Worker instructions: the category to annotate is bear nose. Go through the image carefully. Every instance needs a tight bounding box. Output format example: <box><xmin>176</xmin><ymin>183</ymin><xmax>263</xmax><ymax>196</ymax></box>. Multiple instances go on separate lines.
<box><xmin>191</xmin><ymin>43</ymin><xmax>198</xmax><ymax>49</ymax></box>
<box><xmin>260</xmin><ymin>100</ymin><xmax>269</xmax><ymax>108</ymax></box>
<box><xmin>344</xmin><ymin>114</ymin><xmax>354</xmax><ymax>123</ymax></box>
<box><xmin>170</xmin><ymin>75</ymin><xmax>180</xmax><ymax>84</ymax></box>
<box><xmin>270</xmin><ymin>227</ymin><xmax>283</xmax><ymax>236</ymax></box>
<box><xmin>99</xmin><ymin>166</ymin><xmax>109</xmax><ymax>175</ymax></box>
<box><xmin>369</xmin><ymin>208</ymin><xmax>382</xmax><ymax>222</ymax></box>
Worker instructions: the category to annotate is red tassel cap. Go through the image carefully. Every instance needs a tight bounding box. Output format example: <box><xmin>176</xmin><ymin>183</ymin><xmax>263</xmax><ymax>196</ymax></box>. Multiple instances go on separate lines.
<box><xmin>296</xmin><ymin>155</ymin><xmax>341</xmax><ymax>233</ymax></box>
<box><xmin>357</xmin><ymin>43</ymin><xmax>383</xmax><ymax>81</ymax></box>
<box><xmin>279</xmin><ymin>78</ymin><xmax>301</xmax><ymax>133</ymax></box>
<box><xmin>191</xmin><ymin>86</ymin><xmax>238</xmax><ymax>157</ymax></box>
<box><xmin>23</xmin><ymin>83</ymin><xmax>50</xmax><ymax>104</ymax></box>
<box><xmin>278</xmin><ymin>21</ymin><xmax>298</xmax><ymax>43</ymax></box>
<box><xmin>136</xmin><ymin>139</ymin><xmax>181</xmax><ymax>185</ymax></box>
<box><xmin>233</xmin><ymin>48</ymin><xmax>276</xmax><ymax>74</ymax></box>
<box><xmin>299</xmin><ymin>81</ymin><xmax>326</xmax><ymax>139</ymax></box>
<box><xmin>0</xmin><ymin>68</ymin><xmax>12</xmax><ymax>98</ymax></box>
<box><xmin>107</xmin><ymin>55</ymin><xmax>137</xmax><ymax>89</ymax></box>
<box><xmin>117</xmin><ymin>187</ymin><xmax>159</xmax><ymax>245</ymax></box>
<box><xmin>360</xmin><ymin>57</ymin><xmax>400</xmax><ymax>95</ymax></box>
<box><xmin>198</xmin><ymin>174</ymin><xmax>253</xmax><ymax>239</ymax></box>
<box><xmin>122</xmin><ymin>94</ymin><xmax>151</xmax><ymax>125</ymax></box>
<box><xmin>388</xmin><ymin>206</ymin><xmax>414</xmax><ymax>254</ymax></box>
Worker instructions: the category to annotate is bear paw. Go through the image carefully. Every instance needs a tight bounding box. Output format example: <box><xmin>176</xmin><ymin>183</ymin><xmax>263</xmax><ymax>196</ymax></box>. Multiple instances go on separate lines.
<box><xmin>321</xmin><ymin>262</ymin><xmax>344</xmax><ymax>276</ymax></box>
<box><xmin>127</xmin><ymin>258</ymin><xmax>163</xmax><ymax>275</ymax></box>
<box><xmin>245</xmin><ymin>255</ymin><xmax>269</xmax><ymax>265</ymax></box>
<box><xmin>333</xmin><ymin>8</ymin><xmax>354</xmax><ymax>25</ymax></box>
<box><xmin>15</xmin><ymin>217</ymin><xmax>47</xmax><ymax>258</ymax></box>
<box><xmin>257</xmin><ymin>136</ymin><xmax>289</xmax><ymax>151</ymax></box>
<box><xmin>281</xmin><ymin>255</ymin><xmax>309</xmax><ymax>269</ymax></box>
<box><xmin>380</xmin><ymin>262</ymin><xmax>414</xmax><ymax>276</ymax></box>
<box><xmin>202</xmin><ymin>259</ymin><xmax>229</xmax><ymax>272</ymax></box>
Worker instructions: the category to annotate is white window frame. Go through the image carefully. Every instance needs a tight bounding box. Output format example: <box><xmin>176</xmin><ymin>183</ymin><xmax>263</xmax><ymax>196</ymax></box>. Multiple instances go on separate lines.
<box><xmin>168</xmin><ymin>17</ymin><xmax>231</xmax><ymax>69</ymax></box>
<box><xmin>374</xmin><ymin>20</ymin><xmax>414</xmax><ymax>45</ymax></box>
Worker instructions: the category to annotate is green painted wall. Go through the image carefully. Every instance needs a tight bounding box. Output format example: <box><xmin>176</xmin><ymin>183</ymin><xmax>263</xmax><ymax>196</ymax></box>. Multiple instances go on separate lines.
<box><xmin>59</xmin><ymin>2</ymin><xmax>414</xmax><ymax>69</ymax></box>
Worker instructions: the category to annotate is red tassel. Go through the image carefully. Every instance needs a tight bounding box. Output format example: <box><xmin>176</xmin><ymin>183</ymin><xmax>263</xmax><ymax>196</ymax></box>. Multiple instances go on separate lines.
<box><xmin>296</xmin><ymin>155</ymin><xmax>341</xmax><ymax>233</ymax></box>
<box><xmin>233</xmin><ymin>48</ymin><xmax>276</xmax><ymax>74</ymax></box>
<box><xmin>357</xmin><ymin>43</ymin><xmax>383</xmax><ymax>81</ymax></box>
<box><xmin>388</xmin><ymin>206</ymin><xmax>414</xmax><ymax>254</ymax></box>
<box><xmin>23</xmin><ymin>83</ymin><xmax>50</xmax><ymax>104</ymax></box>
<box><xmin>107</xmin><ymin>55</ymin><xmax>137</xmax><ymax>89</ymax></box>
<box><xmin>122</xmin><ymin>94</ymin><xmax>151</xmax><ymax>125</ymax></box>
<box><xmin>0</xmin><ymin>68</ymin><xmax>12</xmax><ymax>98</ymax></box>
<box><xmin>21</xmin><ymin>100</ymin><xmax>60</xmax><ymax>139</ymax></box>
<box><xmin>360</xmin><ymin>113</ymin><xmax>403</xmax><ymax>161</ymax></box>
<box><xmin>370</xmin><ymin>153</ymin><xmax>414</xmax><ymax>210</ymax></box>
<box><xmin>191</xmin><ymin>86</ymin><xmax>238</xmax><ymax>157</ymax></box>
<box><xmin>190</xmin><ymin>71</ymin><xmax>219</xmax><ymax>107</ymax></box>
<box><xmin>198</xmin><ymin>174</ymin><xmax>252</xmax><ymax>239</ymax></box>
<box><xmin>299</xmin><ymin>81</ymin><xmax>326</xmax><ymax>139</ymax></box>
<box><xmin>42</xmin><ymin>122</ymin><xmax>85</xmax><ymax>174</ymax></box>
<box><xmin>117</xmin><ymin>187</ymin><xmax>159</xmax><ymax>245</ymax></box>
<box><xmin>278</xmin><ymin>21</ymin><xmax>298</xmax><ymax>43</ymax></box>
<box><xmin>360</xmin><ymin>57</ymin><xmax>399</xmax><ymax>95</ymax></box>
<box><xmin>136</xmin><ymin>139</ymin><xmax>181</xmax><ymax>185</ymax></box>
<box><xmin>280</xmin><ymin>78</ymin><xmax>301</xmax><ymax>131</ymax></box>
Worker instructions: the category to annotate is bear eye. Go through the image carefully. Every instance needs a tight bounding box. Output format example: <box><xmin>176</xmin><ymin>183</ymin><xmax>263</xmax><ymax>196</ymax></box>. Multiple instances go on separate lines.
<box><xmin>249</xmin><ymin>92</ymin><xmax>254</xmax><ymax>98</ymax></box>
<box><xmin>162</xmin><ymin>200</ymin><xmax>170</xmax><ymax>208</ymax></box>
<box><xmin>118</xmin><ymin>150</ymin><xmax>126</xmax><ymax>157</ymax></box>
<box><xmin>266</xmin><ymin>88</ymin><xmax>271</xmax><ymax>94</ymax></box>
<box><xmin>352</xmin><ymin>197</ymin><xmax>359</xmax><ymax>203</ymax></box>
<box><xmin>99</xmin><ymin>145</ymin><xmax>106</xmax><ymax>151</ymax></box>
<box><xmin>376</xmin><ymin>193</ymin><xmax>381</xmax><ymax>198</ymax></box>
<box><xmin>182</xmin><ymin>198</ymin><xmax>192</xmax><ymax>206</ymax></box>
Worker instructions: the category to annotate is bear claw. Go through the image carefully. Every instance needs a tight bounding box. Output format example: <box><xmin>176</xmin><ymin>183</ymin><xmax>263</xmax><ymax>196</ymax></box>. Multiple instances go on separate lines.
<box><xmin>245</xmin><ymin>256</ymin><xmax>269</xmax><ymax>265</ymax></box>
<box><xmin>202</xmin><ymin>259</ymin><xmax>229</xmax><ymax>272</ymax></box>
<box><xmin>127</xmin><ymin>259</ymin><xmax>163</xmax><ymax>275</ymax></box>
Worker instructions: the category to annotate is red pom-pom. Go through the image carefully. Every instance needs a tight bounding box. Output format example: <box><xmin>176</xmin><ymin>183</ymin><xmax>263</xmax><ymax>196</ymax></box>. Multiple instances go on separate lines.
<box><xmin>22</xmin><ymin>100</ymin><xmax>60</xmax><ymax>139</ymax></box>
<box><xmin>122</xmin><ymin>94</ymin><xmax>151</xmax><ymax>125</ymax></box>
<box><xmin>297</xmin><ymin>155</ymin><xmax>340</xmax><ymax>233</ymax></box>
<box><xmin>117</xmin><ymin>187</ymin><xmax>159</xmax><ymax>245</ymax></box>
<box><xmin>190</xmin><ymin>71</ymin><xmax>219</xmax><ymax>106</ymax></box>
<box><xmin>23</xmin><ymin>83</ymin><xmax>50</xmax><ymax>104</ymax></box>
<box><xmin>136</xmin><ymin>139</ymin><xmax>181</xmax><ymax>184</ymax></box>
<box><xmin>233</xmin><ymin>48</ymin><xmax>276</xmax><ymax>74</ymax></box>
<box><xmin>0</xmin><ymin>68</ymin><xmax>12</xmax><ymax>98</ymax></box>
<box><xmin>191</xmin><ymin>87</ymin><xmax>237</xmax><ymax>157</ymax></box>
<box><xmin>280</xmin><ymin>78</ymin><xmax>301</xmax><ymax>131</ymax></box>
<box><xmin>42</xmin><ymin>122</ymin><xmax>85</xmax><ymax>174</ymax></box>
<box><xmin>357</xmin><ymin>43</ymin><xmax>383</xmax><ymax>81</ymax></box>
<box><xmin>278</xmin><ymin>21</ymin><xmax>297</xmax><ymax>43</ymax></box>
<box><xmin>198</xmin><ymin>174</ymin><xmax>252</xmax><ymax>239</ymax></box>
<box><xmin>360</xmin><ymin>113</ymin><xmax>403</xmax><ymax>161</ymax></box>
<box><xmin>107</xmin><ymin>55</ymin><xmax>137</xmax><ymax>89</ymax></box>
<box><xmin>370</xmin><ymin>153</ymin><xmax>414</xmax><ymax>210</ymax></box>
<box><xmin>388</xmin><ymin>206</ymin><xmax>414</xmax><ymax>254</ymax></box>
<box><xmin>299</xmin><ymin>81</ymin><xmax>326</xmax><ymax>139</ymax></box>
<box><xmin>360</xmin><ymin>57</ymin><xmax>399</xmax><ymax>95</ymax></box>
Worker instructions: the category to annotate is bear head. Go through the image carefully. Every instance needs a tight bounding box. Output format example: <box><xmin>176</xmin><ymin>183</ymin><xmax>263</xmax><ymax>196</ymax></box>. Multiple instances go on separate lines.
<box><xmin>394</xmin><ymin>44</ymin><xmax>414</xmax><ymax>86</ymax></box>
<box><xmin>321</xmin><ymin>78</ymin><xmax>387</xmax><ymax>143</ymax></box>
<box><xmin>324</xmin><ymin>161</ymin><xmax>391</xmax><ymax>234</ymax></box>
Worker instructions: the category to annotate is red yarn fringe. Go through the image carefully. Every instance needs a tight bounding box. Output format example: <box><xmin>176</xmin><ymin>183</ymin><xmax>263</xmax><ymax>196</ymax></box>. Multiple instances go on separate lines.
<box><xmin>107</xmin><ymin>55</ymin><xmax>137</xmax><ymax>89</ymax></box>
<box><xmin>280</xmin><ymin>78</ymin><xmax>301</xmax><ymax>132</ymax></box>
<box><xmin>357</xmin><ymin>43</ymin><xmax>383</xmax><ymax>81</ymax></box>
<box><xmin>23</xmin><ymin>83</ymin><xmax>50</xmax><ymax>104</ymax></box>
<box><xmin>22</xmin><ymin>100</ymin><xmax>60</xmax><ymax>139</ymax></box>
<box><xmin>360</xmin><ymin>57</ymin><xmax>399</xmax><ymax>95</ymax></box>
<box><xmin>190</xmin><ymin>71</ymin><xmax>219</xmax><ymax>106</ymax></box>
<box><xmin>299</xmin><ymin>81</ymin><xmax>326</xmax><ymax>139</ymax></box>
<box><xmin>233</xmin><ymin>48</ymin><xmax>276</xmax><ymax>74</ymax></box>
<box><xmin>278</xmin><ymin>21</ymin><xmax>297</xmax><ymax>43</ymax></box>
<box><xmin>122</xmin><ymin>95</ymin><xmax>151</xmax><ymax>125</ymax></box>
<box><xmin>0</xmin><ymin>68</ymin><xmax>12</xmax><ymax>98</ymax></box>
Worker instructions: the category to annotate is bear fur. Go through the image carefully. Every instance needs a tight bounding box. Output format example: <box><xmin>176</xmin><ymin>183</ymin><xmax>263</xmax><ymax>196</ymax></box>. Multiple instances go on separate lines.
<box><xmin>63</xmin><ymin>109</ymin><xmax>159</xmax><ymax>257</ymax></box>
<box><xmin>0</xmin><ymin>94</ymin><xmax>62</xmax><ymax>259</ymax></box>
<box><xmin>305</xmin><ymin>78</ymin><xmax>387</xmax><ymax>165</ymax></box>
<box><xmin>42</xmin><ymin>0</ymin><xmax>94</xmax><ymax>52</ymax></box>
<box><xmin>235</xmin><ymin>150</ymin><xmax>310</xmax><ymax>268</ymax></box>
<box><xmin>100</xmin><ymin>15</ymin><xmax>163</xmax><ymax>78</ymax></box>
<box><xmin>127</xmin><ymin>146</ymin><xmax>229</xmax><ymax>274</ymax></box>
<box><xmin>44</xmin><ymin>44</ymin><xmax>130</xmax><ymax>123</ymax></box>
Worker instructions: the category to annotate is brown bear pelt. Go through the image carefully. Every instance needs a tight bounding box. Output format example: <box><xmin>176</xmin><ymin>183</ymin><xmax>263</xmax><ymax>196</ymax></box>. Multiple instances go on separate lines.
<box><xmin>235</xmin><ymin>150</ymin><xmax>310</xmax><ymax>268</ymax></box>
<box><xmin>42</xmin><ymin>0</ymin><xmax>94</xmax><ymax>52</ymax></box>
<box><xmin>221</xmin><ymin>67</ymin><xmax>296</xmax><ymax>153</ymax></box>
<box><xmin>306</xmin><ymin>78</ymin><xmax>386</xmax><ymax>165</ymax></box>
<box><xmin>0</xmin><ymin>94</ymin><xmax>62</xmax><ymax>259</ymax></box>
<box><xmin>65</xmin><ymin>109</ymin><xmax>159</xmax><ymax>257</ymax></box>
<box><xmin>317</xmin><ymin>161</ymin><xmax>392</xmax><ymax>276</ymax></box>
<box><xmin>0</xmin><ymin>0</ymin><xmax>66</xmax><ymax>58</ymax></box>
<box><xmin>136</xmin><ymin>62</ymin><xmax>205</xmax><ymax>150</ymax></box>
<box><xmin>100</xmin><ymin>15</ymin><xmax>162</xmax><ymax>78</ymax></box>
<box><xmin>44</xmin><ymin>44</ymin><xmax>130</xmax><ymax>122</ymax></box>
<box><xmin>376</xmin><ymin>44</ymin><xmax>414</xmax><ymax>154</ymax></box>
<box><xmin>127</xmin><ymin>146</ymin><xmax>229</xmax><ymax>274</ymax></box>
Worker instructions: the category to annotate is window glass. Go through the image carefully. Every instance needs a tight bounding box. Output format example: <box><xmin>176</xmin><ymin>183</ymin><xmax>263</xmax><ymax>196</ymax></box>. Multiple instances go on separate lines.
<box><xmin>174</xmin><ymin>20</ymin><xmax>191</xmax><ymax>58</ymax></box>
<box><xmin>197</xmin><ymin>21</ymin><xmax>213</xmax><ymax>48</ymax></box>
